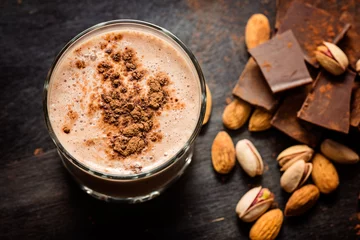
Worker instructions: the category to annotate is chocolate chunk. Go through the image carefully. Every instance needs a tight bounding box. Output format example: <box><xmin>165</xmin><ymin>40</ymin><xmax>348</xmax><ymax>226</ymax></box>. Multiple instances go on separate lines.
<box><xmin>271</xmin><ymin>85</ymin><xmax>322</xmax><ymax>147</ymax></box>
<box><xmin>276</xmin><ymin>0</ymin><xmax>359</xmax><ymax>69</ymax></box>
<box><xmin>298</xmin><ymin>70</ymin><xmax>356</xmax><ymax>134</ymax></box>
<box><xmin>276</xmin><ymin>1</ymin><xmax>350</xmax><ymax>68</ymax></box>
<box><xmin>249</xmin><ymin>30</ymin><xmax>312</xmax><ymax>93</ymax></box>
<box><xmin>232</xmin><ymin>58</ymin><xmax>278</xmax><ymax>111</ymax></box>
<box><xmin>351</xmin><ymin>83</ymin><xmax>360</xmax><ymax>130</ymax></box>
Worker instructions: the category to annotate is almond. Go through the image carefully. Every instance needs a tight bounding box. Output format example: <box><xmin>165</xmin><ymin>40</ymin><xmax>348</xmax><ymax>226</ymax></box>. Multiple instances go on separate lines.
<box><xmin>249</xmin><ymin>209</ymin><xmax>283</xmax><ymax>240</ymax></box>
<box><xmin>211</xmin><ymin>131</ymin><xmax>235</xmax><ymax>174</ymax></box>
<box><xmin>203</xmin><ymin>84</ymin><xmax>212</xmax><ymax>125</ymax></box>
<box><xmin>284</xmin><ymin>184</ymin><xmax>320</xmax><ymax>216</ymax></box>
<box><xmin>222</xmin><ymin>98</ymin><xmax>252</xmax><ymax>130</ymax></box>
<box><xmin>320</xmin><ymin>139</ymin><xmax>359</xmax><ymax>164</ymax></box>
<box><xmin>248</xmin><ymin>108</ymin><xmax>272</xmax><ymax>132</ymax></box>
<box><xmin>311</xmin><ymin>153</ymin><xmax>339</xmax><ymax>194</ymax></box>
<box><xmin>245</xmin><ymin>13</ymin><xmax>271</xmax><ymax>49</ymax></box>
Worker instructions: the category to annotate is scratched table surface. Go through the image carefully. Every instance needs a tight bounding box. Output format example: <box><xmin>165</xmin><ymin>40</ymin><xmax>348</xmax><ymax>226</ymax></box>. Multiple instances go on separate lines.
<box><xmin>1</xmin><ymin>0</ymin><xmax>360</xmax><ymax>239</ymax></box>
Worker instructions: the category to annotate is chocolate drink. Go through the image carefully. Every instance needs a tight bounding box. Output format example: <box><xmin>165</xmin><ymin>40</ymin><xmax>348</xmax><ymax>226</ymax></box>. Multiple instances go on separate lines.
<box><xmin>45</xmin><ymin>21</ymin><xmax>205</xmax><ymax>202</ymax></box>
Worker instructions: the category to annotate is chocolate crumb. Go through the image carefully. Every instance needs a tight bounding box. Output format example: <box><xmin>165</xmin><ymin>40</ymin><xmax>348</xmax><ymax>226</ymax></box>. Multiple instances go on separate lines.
<box><xmin>126</xmin><ymin>62</ymin><xmax>136</xmax><ymax>71</ymax></box>
<box><xmin>132</xmin><ymin>70</ymin><xmax>144</xmax><ymax>80</ymax></box>
<box><xmin>111</xmin><ymin>52</ymin><xmax>121</xmax><ymax>62</ymax></box>
<box><xmin>105</xmin><ymin>49</ymin><xmax>112</xmax><ymax>54</ymax></box>
<box><xmin>85</xmin><ymin>139</ymin><xmax>95</xmax><ymax>146</ymax></box>
<box><xmin>63</xmin><ymin>126</ymin><xmax>70</xmax><ymax>134</ymax></box>
<box><xmin>33</xmin><ymin>148</ymin><xmax>44</xmax><ymax>156</ymax></box>
<box><xmin>122</xmin><ymin>48</ymin><xmax>134</xmax><ymax>61</ymax></box>
<box><xmin>97</xmin><ymin>61</ymin><xmax>112</xmax><ymax>73</ymax></box>
<box><xmin>75</xmin><ymin>60</ymin><xmax>86</xmax><ymax>69</ymax></box>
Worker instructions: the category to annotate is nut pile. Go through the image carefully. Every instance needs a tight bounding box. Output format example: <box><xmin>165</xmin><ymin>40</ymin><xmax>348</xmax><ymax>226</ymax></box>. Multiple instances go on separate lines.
<box><xmin>208</xmin><ymin>10</ymin><xmax>360</xmax><ymax>239</ymax></box>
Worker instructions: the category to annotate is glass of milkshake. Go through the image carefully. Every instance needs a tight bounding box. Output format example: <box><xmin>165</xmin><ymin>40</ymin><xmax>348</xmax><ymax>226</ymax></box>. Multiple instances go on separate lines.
<box><xmin>43</xmin><ymin>20</ymin><xmax>206</xmax><ymax>203</ymax></box>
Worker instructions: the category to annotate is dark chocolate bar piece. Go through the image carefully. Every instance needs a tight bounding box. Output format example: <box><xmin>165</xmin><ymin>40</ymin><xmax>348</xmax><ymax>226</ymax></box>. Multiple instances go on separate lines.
<box><xmin>232</xmin><ymin>58</ymin><xmax>278</xmax><ymax>111</ymax></box>
<box><xmin>298</xmin><ymin>70</ymin><xmax>356</xmax><ymax>134</ymax></box>
<box><xmin>271</xmin><ymin>85</ymin><xmax>322</xmax><ymax>147</ymax></box>
<box><xmin>350</xmin><ymin>83</ymin><xmax>360</xmax><ymax>130</ymax></box>
<box><xmin>277</xmin><ymin>1</ymin><xmax>349</xmax><ymax>68</ymax></box>
<box><xmin>249</xmin><ymin>30</ymin><xmax>312</xmax><ymax>94</ymax></box>
<box><xmin>276</xmin><ymin>0</ymin><xmax>358</xmax><ymax>69</ymax></box>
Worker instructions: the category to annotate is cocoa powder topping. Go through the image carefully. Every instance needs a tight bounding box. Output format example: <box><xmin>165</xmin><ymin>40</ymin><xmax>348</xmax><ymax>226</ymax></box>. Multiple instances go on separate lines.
<box><xmin>95</xmin><ymin>46</ymin><xmax>178</xmax><ymax>158</ymax></box>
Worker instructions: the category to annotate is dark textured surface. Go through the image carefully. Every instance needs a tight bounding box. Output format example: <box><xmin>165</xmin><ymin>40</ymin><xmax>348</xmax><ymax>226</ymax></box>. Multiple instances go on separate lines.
<box><xmin>0</xmin><ymin>0</ymin><xmax>359</xmax><ymax>239</ymax></box>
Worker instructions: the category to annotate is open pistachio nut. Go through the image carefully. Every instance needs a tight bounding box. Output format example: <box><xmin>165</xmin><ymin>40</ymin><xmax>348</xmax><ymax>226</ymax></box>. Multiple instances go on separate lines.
<box><xmin>280</xmin><ymin>160</ymin><xmax>313</xmax><ymax>193</ymax></box>
<box><xmin>277</xmin><ymin>145</ymin><xmax>313</xmax><ymax>171</ymax></box>
<box><xmin>236</xmin><ymin>186</ymin><xmax>274</xmax><ymax>222</ymax></box>
<box><xmin>236</xmin><ymin>139</ymin><xmax>264</xmax><ymax>177</ymax></box>
<box><xmin>315</xmin><ymin>42</ymin><xmax>349</xmax><ymax>76</ymax></box>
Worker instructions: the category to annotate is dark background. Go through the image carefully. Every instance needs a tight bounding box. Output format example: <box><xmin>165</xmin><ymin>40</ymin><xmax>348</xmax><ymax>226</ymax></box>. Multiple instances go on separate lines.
<box><xmin>0</xmin><ymin>0</ymin><xmax>359</xmax><ymax>239</ymax></box>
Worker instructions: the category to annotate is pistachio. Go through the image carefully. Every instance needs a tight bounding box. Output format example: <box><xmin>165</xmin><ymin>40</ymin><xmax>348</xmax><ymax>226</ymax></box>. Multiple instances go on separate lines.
<box><xmin>280</xmin><ymin>160</ymin><xmax>312</xmax><ymax>193</ymax></box>
<box><xmin>315</xmin><ymin>42</ymin><xmax>349</xmax><ymax>75</ymax></box>
<box><xmin>236</xmin><ymin>139</ymin><xmax>264</xmax><ymax>177</ymax></box>
<box><xmin>236</xmin><ymin>186</ymin><xmax>274</xmax><ymax>222</ymax></box>
<box><xmin>320</xmin><ymin>139</ymin><xmax>359</xmax><ymax>164</ymax></box>
<box><xmin>277</xmin><ymin>145</ymin><xmax>314</xmax><ymax>171</ymax></box>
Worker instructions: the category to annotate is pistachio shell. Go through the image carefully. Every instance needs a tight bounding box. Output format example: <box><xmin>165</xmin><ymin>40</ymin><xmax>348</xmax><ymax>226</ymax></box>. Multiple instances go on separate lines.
<box><xmin>315</xmin><ymin>42</ymin><xmax>349</xmax><ymax>76</ymax></box>
<box><xmin>299</xmin><ymin>163</ymin><xmax>312</xmax><ymax>187</ymax></box>
<box><xmin>320</xmin><ymin>139</ymin><xmax>359</xmax><ymax>164</ymax></box>
<box><xmin>236</xmin><ymin>187</ymin><xmax>262</xmax><ymax>218</ymax></box>
<box><xmin>323</xmin><ymin>42</ymin><xmax>349</xmax><ymax>70</ymax></box>
<box><xmin>277</xmin><ymin>145</ymin><xmax>313</xmax><ymax>171</ymax></box>
<box><xmin>236</xmin><ymin>187</ymin><xmax>274</xmax><ymax>222</ymax></box>
<box><xmin>241</xmin><ymin>200</ymin><xmax>273</xmax><ymax>223</ymax></box>
<box><xmin>236</xmin><ymin>139</ymin><xmax>264</xmax><ymax>177</ymax></box>
<box><xmin>280</xmin><ymin>160</ymin><xmax>312</xmax><ymax>193</ymax></box>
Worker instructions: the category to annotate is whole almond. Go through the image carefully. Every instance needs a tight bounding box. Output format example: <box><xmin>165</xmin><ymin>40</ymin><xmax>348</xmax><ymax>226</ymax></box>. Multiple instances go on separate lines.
<box><xmin>245</xmin><ymin>13</ymin><xmax>271</xmax><ymax>49</ymax></box>
<box><xmin>203</xmin><ymin>84</ymin><xmax>212</xmax><ymax>125</ymax></box>
<box><xmin>311</xmin><ymin>153</ymin><xmax>339</xmax><ymax>194</ymax></box>
<box><xmin>320</xmin><ymin>139</ymin><xmax>359</xmax><ymax>164</ymax></box>
<box><xmin>249</xmin><ymin>108</ymin><xmax>272</xmax><ymax>132</ymax></box>
<box><xmin>249</xmin><ymin>209</ymin><xmax>283</xmax><ymax>240</ymax></box>
<box><xmin>211</xmin><ymin>131</ymin><xmax>235</xmax><ymax>174</ymax></box>
<box><xmin>223</xmin><ymin>98</ymin><xmax>252</xmax><ymax>130</ymax></box>
<box><xmin>285</xmin><ymin>184</ymin><xmax>320</xmax><ymax>216</ymax></box>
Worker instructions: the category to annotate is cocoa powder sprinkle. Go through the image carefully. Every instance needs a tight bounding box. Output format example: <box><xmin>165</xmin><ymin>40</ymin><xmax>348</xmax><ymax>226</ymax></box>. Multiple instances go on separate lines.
<box><xmin>95</xmin><ymin>46</ymin><xmax>179</xmax><ymax>158</ymax></box>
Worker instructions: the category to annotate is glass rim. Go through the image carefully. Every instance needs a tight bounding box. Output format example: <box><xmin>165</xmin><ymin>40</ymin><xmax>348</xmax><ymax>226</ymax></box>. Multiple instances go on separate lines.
<box><xmin>43</xmin><ymin>19</ymin><xmax>206</xmax><ymax>180</ymax></box>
